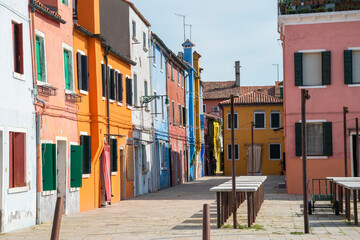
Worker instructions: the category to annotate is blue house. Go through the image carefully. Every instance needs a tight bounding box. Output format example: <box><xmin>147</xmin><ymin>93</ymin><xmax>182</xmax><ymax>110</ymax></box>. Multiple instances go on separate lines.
<box><xmin>150</xmin><ymin>33</ymin><xmax>170</xmax><ymax>190</ymax></box>
<box><xmin>183</xmin><ymin>40</ymin><xmax>196</xmax><ymax>181</ymax></box>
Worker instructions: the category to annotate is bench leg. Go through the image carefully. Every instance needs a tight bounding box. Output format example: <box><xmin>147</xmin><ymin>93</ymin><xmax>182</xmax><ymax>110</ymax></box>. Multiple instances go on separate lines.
<box><xmin>217</xmin><ymin>192</ymin><xmax>221</xmax><ymax>228</ymax></box>
<box><xmin>221</xmin><ymin>192</ymin><xmax>225</xmax><ymax>226</ymax></box>
<box><xmin>339</xmin><ymin>186</ymin><xmax>343</xmax><ymax>213</ymax></box>
<box><xmin>346</xmin><ymin>189</ymin><xmax>351</xmax><ymax>222</ymax></box>
<box><xmin>353</xmin><ymin>190</ymin><xmax>358</xmax><ymax>225</ymax></box>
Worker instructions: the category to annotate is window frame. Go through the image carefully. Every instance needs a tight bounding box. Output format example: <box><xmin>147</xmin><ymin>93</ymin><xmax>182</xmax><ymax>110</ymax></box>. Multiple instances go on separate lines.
<box><xmin>133</xmin><ymin>73</ymin><xmax>138</xmax><ymax>106</ymax></box>
<box><xmin>116</xmin><ymin>70</ymin><xmax>123</xmax><ymax>104</ymax></box>
<box><xmin>254</xmin><ymin>111</ymin><xmax>266</xmax><ymax>130</ymax></box>
<box><xmin>35</xmin><ymin>30</ymin><xmax>47</xmax><ymax>83</ymax></box>
<box><xmin>203</xmin><ymin>104</ymin><xmax>206</xmax><ymax>113</ymax></box>
<box><xmin>269</xmin><ymin>143</ymin><xmax>281</xmax><ymax>161</ymax></box>
<box><xmin>62</xmin><ymin>0</ymin><xmax>69</xmax><ymax>6</ymax></box>
<box><xmin>132</xmin><ymin>20</ymin><xmax>136</xmax><ymax>39</ymax></box>
<box><xmin>227</xmin><ymin>144</ymin><xmax>239</xmax><ymax>161</ymax></box>
<box><xmin>80</xmin><ymin>132</ymin><xmax>91</xmax><ymax>178</ymax></box>
<box><xmin>154</xmin><ymin>91</ymin><xmax>158</xmax><ymax>120</ymax></box>
<box><xmin>62</xmin><ymin>43</ymin><xmax>75</xmax><ymax>93</ymax></box>
<box><xmin>172</xmin><ymin>101</ymin><xmax>175</xmax><ymax>124</ymax></box>
<box><xmin>12</xmin><ymin>20</ymin><xmax>24</xmax><ymax>78</ymax></box>
<box><xmin>227</xmin><ymin>112</ymin><xmax>238</xmax><ymax>130</ymax></box>
<box><xmin>153</xmin><ymin>44</ymin><xmax>156</xmax><ymax>66</ymax></box>
<box><xmin>270</xmin><ymin>111</ymin><xmax>281</xmax><ymax>129</ymax></box>
<box><xmin>178</xmin><ymin>103</ymin><xmax>182</xmax><ymax>126</ymax></box>
<box><xmin>143</xmin><ymin>32</ymin><xmax>147</xmax><ymax>51</ymax></box>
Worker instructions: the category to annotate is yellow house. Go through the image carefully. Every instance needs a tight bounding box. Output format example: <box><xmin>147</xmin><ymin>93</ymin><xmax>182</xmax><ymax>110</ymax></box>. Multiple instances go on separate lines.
<box><xmin>219</xmin><ymin>91</ymin><xmax>284</xmax><ymax>176</ymax></box>
<box><xmin>193</xmin><ymin>51</ymin><xmax>202</xmax><ymax>178</ymax></box>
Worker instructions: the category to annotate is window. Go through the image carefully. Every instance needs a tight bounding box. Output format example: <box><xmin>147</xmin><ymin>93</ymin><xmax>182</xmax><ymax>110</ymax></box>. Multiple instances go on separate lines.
<box><xmin>269</xmin><ymin>143</ymin><xmax>281</xmax><ymax>160</ymax></box>
<box><xmin>203</xmin><ymin>104</ymin><xmax>206</xmax><ymax>113</ymax></box>
<box><xmin>132</xmin><ymin>21</ymin><xmax>136</xmax><ymax>39</ymax></box>
<box><xmin>116</xmin><ymin>72</ymin><xmax>123</xmax><ymax>102</ymax></box>
<box><xmin>177</xmin><ymin>68</ymin><xmax>180</xmax><ymax>85</ymax></box>
<box><xmin>154</xmin><ymin>91</ymin><xmax>158</xmax><ymax>119</ymax></box>
<box><xmin>76</xmin><ymin>52</ymin><xmax>89</xmax><ymax>91</ymax></box>
<box><xmin>160</xmin><ymin>51</ymin><xmax>163</xmax><ymax>71</ymax></box>
<box><xmin>172</xmin><ymin>101</ymin><xmax>175</xmax><ymax>123</ymax></box>
<box><xmin>109</xmin><ymin>68</ymin><xmax>115</xmax><ymax>100</ymax></box>
<box><xmin>254</xmin><ymin>112</ymin><xmax>265</xmax><ymax>129</ymax></box>
<box><xmin>294</xmin><ymin>51</ymin><xmax>331</xmax><ymax>86</ymax></box>
<box><xmin>36</xmin><ymin>35</ymin><xmax>46</xmax><ymax>82</ymax></box>
<box><xmin>110</xmin><ymin>139</ymin><xmax>118</xmax><ymax>172</ymax></box>
<box><xmin>41</xmin><ymin>143</ymin><xmax>56</xmax><ymax>191</ymax></box>
<box><xmin>62</xmin><ymin>0</ymin><xmax>69</xmax><ymax>6</ymax></box>
<box><xmin>181</xmin><ymin>72</ymin><xmax>184</xmax><ymax>88</ymax></box>
<box><xmin>171</xmin><ymin>63</ymin><xmax>174</xmax><ymax>80</ymax></box>
<box><xmin>102</xmin><ymin>64</ymin><xmax>106</xmax><ymax>97</ymax></box>
<box><xmin>142</xmin><ymin>144</ymin><xmax>147</xmax><ymax>172</ymax></box>
<box><xmin>160</xmin><ymin>142</ymin><xmax>166</xmax><ymax>169</ymax></box>
<box><xmin>161</xmin><ymin>96</ymin><xmax>164</xmax><ymax>121</ymax></box>
<box><xmin>73</xmin><ymin>0</ymin><xmax>78</xmax><ymax>17</ymax></box>
<box><xmin>345</xmin><ymin>50</ymin><xmax>360</xmax><ymax>84</ymax></box>
<box><xmin>178</xmin><ymin>104</ymin><xmax>182</xmax><ymax>125</ymax></box>
<box><xmin>270</xmin><ymin>112</ymin><xmax>280</xmax><ymax>129</ymax></box>
<box><xmin>126</xmin><ymin>77</ymin><xmax>132</xmax><ymax>106</ymax></box>
<box><xmin>80</xmin><ymin>135</ymin><xmax>91</xmax><ymax>174</ymax></box>
<box><xmin>70</xmin><ymin>145</ymin><xmax>83</xmax><ymax>188</ymax></box>
<box><xmin>144</xmin><ymin>81</ymin><xmax>148</xmax><ymax>108</ymax></box>
<box><xmin>63</xmin><ymin>48</ymin><xmax>74</xmax><ymax>91</ymax></box>
<box><xmin>143</xmin><ymin>32</ymin><xmax>147</xmax><ymax>50</ymax></box>
<box><xmin>9</xmin><ymin>132</ymin><xmax>26</xmax><ymax>188</ymax></box>
<box><xmin>213</xmin><ymin>106</ymin><xmax>219</xmax><ymax>113</ymax></box>
<box><xmin>295</xmin><ymin>122</ymin><xmax>333</xmax><ymax>157</ymax></box>
<box><xmin>153</xmin><ymin>44</ymin><xmax>156</xmax><ymax>66</ymax></box>
<box><xmin>133</xmin><ymin>74</ymin><xmax>138</xmax><ymax>106</ymax></box>
<box><xmin>227</xmin><ymin>112</ymin><xmax>238</xmax><ymax>129</ymax></box>
<box><xmin>12</xmin><ymin>22</ymin><xmax>23</xmax><ymax>74</ymax></box>
<box><xmin>182</xmin><ymin>106</ymin><xmax>186</xmax><ymax>127</ymax></box>
<box><xmin>227</xmin><ymin>144</ymin><xmax>239</xmax><ymax>160</ymax></box>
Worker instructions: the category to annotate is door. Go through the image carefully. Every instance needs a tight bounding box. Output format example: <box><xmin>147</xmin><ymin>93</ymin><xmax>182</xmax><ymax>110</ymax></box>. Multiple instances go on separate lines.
<box><xmin>134</xmin><ymin>144</ymin><xmax>139</xmax><ymax>196</ymax></box>
<box><xmin>351</xmin><ymin>134</ymin><xmax>360</xmax><ymax>177</ymax></box>
<box><xmin>57</xmin><ymin>140</ymin><xmax>67</xmax><ymax>213</ymax></box>
<box><xmin>247</xmin><ymin>144</ymin><xmax>262</xmax><ymax>175</ymax></box>
<box><xmin>120</xmin><ymin>149</ymin><xmax>125</xmax><ymax>200</ymax></box>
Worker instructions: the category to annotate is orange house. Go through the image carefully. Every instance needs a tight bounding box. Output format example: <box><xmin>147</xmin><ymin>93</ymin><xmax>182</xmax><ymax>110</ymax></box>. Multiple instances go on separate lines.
<box><xmin>74</xmin><ymin>0</ymin><xmax>135</xmax><ymax>212</ymax></box>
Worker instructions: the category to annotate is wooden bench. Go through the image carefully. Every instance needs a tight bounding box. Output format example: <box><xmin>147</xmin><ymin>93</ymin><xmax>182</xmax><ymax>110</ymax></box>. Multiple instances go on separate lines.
<box><xmin>210</xmin><ymin>176</ymin><xmax>267</xmax><ymax>228</ymax></box>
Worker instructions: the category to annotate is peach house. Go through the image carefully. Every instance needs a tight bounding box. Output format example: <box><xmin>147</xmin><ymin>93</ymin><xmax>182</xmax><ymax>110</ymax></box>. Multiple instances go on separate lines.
<box><xmin>278</xmin><ymin>7</ymin><xmax>360</xmax><ymax>194</ymax></box>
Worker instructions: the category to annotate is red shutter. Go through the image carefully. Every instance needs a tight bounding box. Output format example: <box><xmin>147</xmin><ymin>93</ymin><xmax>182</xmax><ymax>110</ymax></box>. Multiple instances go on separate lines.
<box><xmin>17</xmin><ymin>24</ymin><xmax>24</xmax><ymax>74</ymax></box>
<box><xmin>9</xmin><ymin>132</ymin><xmax>14</xmax><ymax>188</ymax></box>
<box><xmin>14</xmin><ymin>133</ymin><xmax>26</xmax><ymax>187</ymax></box>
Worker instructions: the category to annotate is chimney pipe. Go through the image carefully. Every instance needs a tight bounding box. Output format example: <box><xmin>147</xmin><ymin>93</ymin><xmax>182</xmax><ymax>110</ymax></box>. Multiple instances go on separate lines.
<box><xmin>235</xmin><ymin>61</ymin><xmax>241</xmax><ymax>92</ymax></box>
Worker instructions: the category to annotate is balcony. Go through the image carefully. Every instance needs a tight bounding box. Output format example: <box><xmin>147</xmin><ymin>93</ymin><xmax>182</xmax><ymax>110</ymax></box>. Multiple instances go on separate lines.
<box><xmin>278</xmin><ymin>0</ymin><xmax>360</xmax><ymax>15</ymax></box>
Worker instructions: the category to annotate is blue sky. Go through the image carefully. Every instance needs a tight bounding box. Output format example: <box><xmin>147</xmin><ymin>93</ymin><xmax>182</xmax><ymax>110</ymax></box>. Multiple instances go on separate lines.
<box><xmin>133</xmin><ymin>0</ymin><xmax>282</xmax><ymax>86</ymax></box>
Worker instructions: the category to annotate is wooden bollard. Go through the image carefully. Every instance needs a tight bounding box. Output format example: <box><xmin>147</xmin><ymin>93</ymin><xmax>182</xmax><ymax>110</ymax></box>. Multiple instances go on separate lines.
<box><xmin>51</xmin><ymin>197</ymin><xmax>64</xmax><ymax>240</ymax></box>
<box><xmin>203</xmin><ymin>204</ymin><xmax>210</xmax><ymax>240</ymax></box>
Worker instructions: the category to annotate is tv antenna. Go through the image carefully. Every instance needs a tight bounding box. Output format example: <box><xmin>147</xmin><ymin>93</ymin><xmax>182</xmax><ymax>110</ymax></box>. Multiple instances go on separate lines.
<box><xmin>175</xmin><ymin>13</ymin><xmax>186</xmax><ymax>42</ymax></box>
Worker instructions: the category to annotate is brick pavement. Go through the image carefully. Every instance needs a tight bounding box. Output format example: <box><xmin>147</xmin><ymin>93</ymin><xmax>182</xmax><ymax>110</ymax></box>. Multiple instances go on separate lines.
<box><xmin>1</xmin><ymin>176</ymin><xmax>359</xmax><ymax>240</ymax></box>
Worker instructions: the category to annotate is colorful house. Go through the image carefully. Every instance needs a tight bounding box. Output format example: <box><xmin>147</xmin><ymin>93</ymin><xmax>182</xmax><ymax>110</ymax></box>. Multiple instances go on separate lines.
<box><xmin>219</xmin><ymin>90</ymin><xmax>284</xmax><ymax>176</ymax></box>
<box><xmin>100</xmin><ymin>0</ymin><xmax>152</xmax><ymax>196</ymax></box>
<box><xmin>30</xmin><ymin>0</ymin><xmax>81</xmax><ymax>223</ymax></box>
<box><xmin>278</xmin><ymin>1</ymin><xmax>360</xmax><ymax>194</ymax></box>
<box><xmin>0</xmin><ymin>0</ymin><xmax>36</xmax><ymax>232</ymax></box>
<box><xmin>73</xmin><ymin>0</ymin><xmax>135</xmax><ymax>212</ymax></box>
<box><xmin>183</xmin><ymin>40</ymin><xmax>196</xmax><ymax>181</ymax></box>
<box><xmin>204</xmin><ymin>113</ymin><xmax>223</xmax><ymax>175</ymax></box>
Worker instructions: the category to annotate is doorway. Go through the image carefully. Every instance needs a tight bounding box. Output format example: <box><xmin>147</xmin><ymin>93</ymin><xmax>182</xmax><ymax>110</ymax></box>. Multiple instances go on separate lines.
<box><xmin>56</xmin><ymin>140</ymin><xmax>67</xmax><ymax>214</ymax></box>
<box><xmin>247</xmin><ymin>144</ymin><xmax>262</xmax><ymax>175</ymax></box>
<box><xmin>351</xmin><ymin>134</ymin><xmax>359</xmax><ymax>177</ymax></box>
<box><xmin>120</xmin><ymin>148</ymin><xmax>125</xmax><ymax>200</ymax></box>
<box><xmin>134</xmin><ymin>144</ymin><xmax>139</xmax><ymax>196</ymax></box>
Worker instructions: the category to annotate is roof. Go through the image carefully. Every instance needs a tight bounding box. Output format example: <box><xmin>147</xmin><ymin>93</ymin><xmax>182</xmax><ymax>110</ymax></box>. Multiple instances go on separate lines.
<box><xmin>203</xmin><ymin>81</ymin><xmax>275</xmax><ymax>100</ymax></box>
<box><xmin>219</xmin><ymin>91</ymin><xmax>283</xmax><ymax>106</ymax></box>
<box><xmin>182</xmin><ymin>39</ymin><xmax>195</xmax><ymax>48</ymax></box>
<box><xmin>31</xmin><ymin>0</ymin><xmax>65</xmax><ymax>24</ymax></box>
<box><xmin>122</xmin><ymin>0</ymin><xmax>151</xmax><ymax>27</ymax></box>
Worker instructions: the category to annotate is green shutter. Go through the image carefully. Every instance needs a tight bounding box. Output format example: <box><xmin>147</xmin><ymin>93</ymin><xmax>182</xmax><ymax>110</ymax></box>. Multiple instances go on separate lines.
<box><xmin>294</xmin><ymin>52</ymin><xmax>303</xmax><ymax>86</ymax></box>
<box><xmin>70</xmin><ymin>145</ymin><xmax>83</xmax><ymax>188</ymax></box>
<box><xmin>280</xmin><ymin>87</ymin><xmax>283</xmax><ymax>99</ymax></box>
<box><xmin>322</xmin><ymin>51</ymin><xmax>331</xmax><ymax>85</ymax></box>
<box><xmin>110</xmin><ymin>69</ymin><xmax>115</xmax><ymax>100</ymax></box>
<box><xmin>323</xmin><ymin>122</ymin><xmax>333</xmax><ymax>156</ymax></box>
<box><xmin>80</xmin><ymin>135</ymin><xmax>91</xmax><ymax>174</ymax></box>
<box><xmin>36</xmin><ymin>37</ymin><xmax>42</xmax><ymax>82</ymax></box>
<box><xmin>344</xmin><ymin>50</ymin><xmax>353</xmax><ymax>84</ymax></box>
<box><xmin>64</xmin><ymin>50</ymin><xmax>70</xmax><ymax>90</ymax></box>
<box><xmin>295</xmin><ymin>123</ymin><xmax>302</xmax><ymax>157</ymax></box>
<box><xmin>42</xmin><ymin>143</ymin><xmax>56</xmax><ymax>191</ymax></box>
<box><xmin>110</xmin><ymin>139</ymin><xmax>118</xmax><ymax>172</ymax></box>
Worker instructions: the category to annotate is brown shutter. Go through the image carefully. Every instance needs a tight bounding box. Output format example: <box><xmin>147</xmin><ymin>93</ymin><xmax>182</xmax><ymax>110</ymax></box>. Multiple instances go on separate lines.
<box><xmin>14</xmin><ymin>133</ymin><xmax>26</xmax><ymax>187</ymax></box>
<box><xmin>9</xmin><ymin>132</ymin><xmax>14</xmax><ymax>188</ymax></box>
<box><xmin>17</xmin><ymin>24</ymin><xmax>24</xmax><ymax>74</ymax></box>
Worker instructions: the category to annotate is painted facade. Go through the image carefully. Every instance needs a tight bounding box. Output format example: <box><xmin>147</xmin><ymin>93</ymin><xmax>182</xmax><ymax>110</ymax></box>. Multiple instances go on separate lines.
<box><xmin>220</xmin><ymin>91</ymin><xmax>284</xmax><ymax>176</ymax></box>
<box><xmin>204</xmin><ymin>113</ymin><xmax>223</xmax><ymax>175</ymax></box>
<box><xmin>74</xmin><ymin>0</ymin><xmax>135</xmax><ymax>212</ymax></box>
<box><xmin>31</xmin><ymin>0</ymin><xmax>81</xmax><ymax>223</ymax></box>
<box><xmin>0</xmin><ymin>0</ymin><xmax>36</xmax><ymax>232</ymax></box>
<box><xmin>100</xmin><ymin>0</ymin><xmax>153</xmax><ymax>196</ymax></box>
<box><xmin>278</xmin><ymin>9</ymin><xmax>360</xmax><ymax>194</ymax></box>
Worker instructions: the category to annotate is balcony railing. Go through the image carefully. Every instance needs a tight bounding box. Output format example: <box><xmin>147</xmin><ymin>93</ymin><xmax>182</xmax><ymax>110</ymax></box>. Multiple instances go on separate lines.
<box><xmin>278</xmin><ymin>0</ymin><xmax>360</xmax><ymax>15</ymax></box>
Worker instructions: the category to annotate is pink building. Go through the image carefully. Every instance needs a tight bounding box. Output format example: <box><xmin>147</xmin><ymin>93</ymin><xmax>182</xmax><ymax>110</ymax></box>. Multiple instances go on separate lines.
<box><xmin>278</xmin><ymin>4</ymin><xmax>360</xmax><ymax>194</ymax></box>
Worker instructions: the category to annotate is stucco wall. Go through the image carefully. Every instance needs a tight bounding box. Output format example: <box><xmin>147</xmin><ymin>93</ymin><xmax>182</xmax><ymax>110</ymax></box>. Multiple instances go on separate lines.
<box><xmin>0</xmin><ymin>0</ymin><xmax>36</xmax><ymax>232</ymax></box>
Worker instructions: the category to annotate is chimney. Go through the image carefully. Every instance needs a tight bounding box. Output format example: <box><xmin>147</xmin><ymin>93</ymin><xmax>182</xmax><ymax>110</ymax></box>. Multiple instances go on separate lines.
<box><xmin>177</xmin><ymin>52</ymin><xmax>184</xmax><ymax>60</ymax></box>
<box><xmin>235</xmin><ymin>60</ymin><xmax>241</xmax><ymax>87</ymax></box>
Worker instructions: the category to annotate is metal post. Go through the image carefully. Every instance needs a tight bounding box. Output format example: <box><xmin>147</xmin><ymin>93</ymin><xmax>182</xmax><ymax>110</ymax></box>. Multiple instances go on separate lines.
<box><xmin>301</xmin><ymin>89</ymin><xmax>310</xmax><ymax>234</ymax></box>
<box><xmin>51</xmin><ymin>197</ymin><xmax>64</xmax><ymax>240</ymax></box>
<box><xmin>356</xmin><ymin>118</ymin><xmax>359</xmax><ymax>177</ymax></box>
<box><xmin>230</xmin><ymin>95</ymin><xmax>237</xmax><ymax>228</ymax></box>
<box><xmin>203</xmin><ymin>204</ymin><xmax>210</xmax><ymax>240</ymax></box>
<box><xmin>251</xmin><ymin>122</ymin><xmax>255</xmax><ymax>176</ymax></box>
<box><xmin>344</xmin><ymin>106</ymin><xmax>349</xmax><ymax>177</ymax></box>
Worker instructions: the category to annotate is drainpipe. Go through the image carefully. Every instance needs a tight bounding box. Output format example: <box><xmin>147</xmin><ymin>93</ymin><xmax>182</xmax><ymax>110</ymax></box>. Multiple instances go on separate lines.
<box><xmin>104</xmin><ymin>46</ymin><xmax>110</xmax><ymax>144</ymax></box>
<box><xmin>29</xmin><ymin>0</ymin><xmax>45</xmax><ymax>225</ymax></box>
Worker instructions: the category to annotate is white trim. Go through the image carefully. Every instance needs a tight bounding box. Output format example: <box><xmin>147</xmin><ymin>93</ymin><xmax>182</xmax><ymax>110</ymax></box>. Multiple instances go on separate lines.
<box><xmin>65</xmin><ymin>89</ymin><xmax>76</xmax><ymax>95</ymax></box>
<box><xmin>77</xmin><ymin>49</ymin><xmax>85</xmax><ymax>55</ymax></box>
<box><xmin>298</xmin><ymin>49</ymin><xmax>326</xmax><ymax>53</ymax></box>
<box><xmin>348</xmin><ymin>47</ymin><xmax>360</xmax><ymax>51</ymax></box>
<box><xmin>299</xmin><ymin>86</ymin><xmax>327</xmax><ymax>89</ymax></box>
<box><xmin>226</xmin><ymin>112</ymin><xmax>239</xmax><ymax>130</ymax></box>
<box><xmin>109</xmin><ymin>99</ymin><xmax>115</xmax><ymax>103</ymax></box>
<box><xmin>80</xmin><ymin>131</ymin><xmax>88</xmax><ymax>136</ymax></box>
<box><xmin>35</xmin><ymin>30</ymin><xmax>48</xmax><ymax>83</ymax></box>
<box><xmin>348</xmin><ymin>84</ymin><xmax>360</xmax><ymax>88</ymax></box>
<box><xmin>102</xmin><ymin>97</ymin><xmax>105</xmax><ymax>101</ymax></box>
<box><xmin>79</xmin><ymin>90</ymin><xmax>88</xmax><ymax>95</ymax></box>
<box><xmin>117</xmin><ymin>102</ymin><xmax>123</xmax><ymax>106</ymax></box>
<box><xmin>41</xmin><ymin>190</ymin><xmax>55</xmax><ymax>196</ymax></box>
<box><xmin>8</xmin><ymin>127</ymin><xmax>27</xmax><ymax>133</ymax></box>
<box><xmin>82</xmin><ymin>174</ymin><xmax>90</xmax><ymax>179</ymax></box>
<box><xmin>300</xmin><ymin>156</ymin><xmax>328</xmax><ymax>160</ymax></box>
<box><xmin>13</xmin><ymin>72</ymin><xmax>25</xmax><ymax>81</ymax></box>
<box><xmin>269</xmin><ymin>143</ymin><xmax>281</xmax><ymax>161</ymax></box>
<box><xmin>69</xmin><ymin>187</ymin><xmax>79</xmax><ymax>192</ymax></box>
<box><xmin>111</xmin><ymin>172</ymin><xmax>117</xmax><ymax>176</ymax></box>
<box><xmin>270</xmin><ymin>112</ymin><xmax>281</xmax><ymax>129</ymax></box>
<box><xmin>227</xmin><ymin>144</ymin><xmax>239</xmax><ymax>161</ymax></box>
<box><xmin>62</xmin><ymin>43</ymin><xmax>75</xmax><ymax>92</ymax></box>
<box><xmin>254</xmin><ymin>112</ymin><xmax>266</xmax><ymax>130</ymax></box>
<box><xmin>298</xmin><ymin>119</ymin><xmax>327</xmax><ymax>123</ymax></box>
<box><xmin>8</xmin><ymin>185</ymin><xmax>30</xmax><ymax>194</ymax></box>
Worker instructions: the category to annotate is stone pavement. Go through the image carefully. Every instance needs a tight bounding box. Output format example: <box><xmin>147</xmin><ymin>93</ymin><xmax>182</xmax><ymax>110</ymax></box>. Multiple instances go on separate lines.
<box><xmin>1</xmin><ymin>176</ymin><xmax>360</xmax><ymax>240</ymax></box>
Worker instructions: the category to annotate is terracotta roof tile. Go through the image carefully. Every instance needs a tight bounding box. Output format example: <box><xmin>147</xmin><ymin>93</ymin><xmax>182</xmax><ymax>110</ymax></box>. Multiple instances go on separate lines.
<box><xmin>33</xmin><ymin>0</ymin><xmax>62</xmax><ymax>19</ymax></box>
<box><xmin>219</xmin><ymin>91</ymin><xmax>283</xmax><ymax>105</ymax></box>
